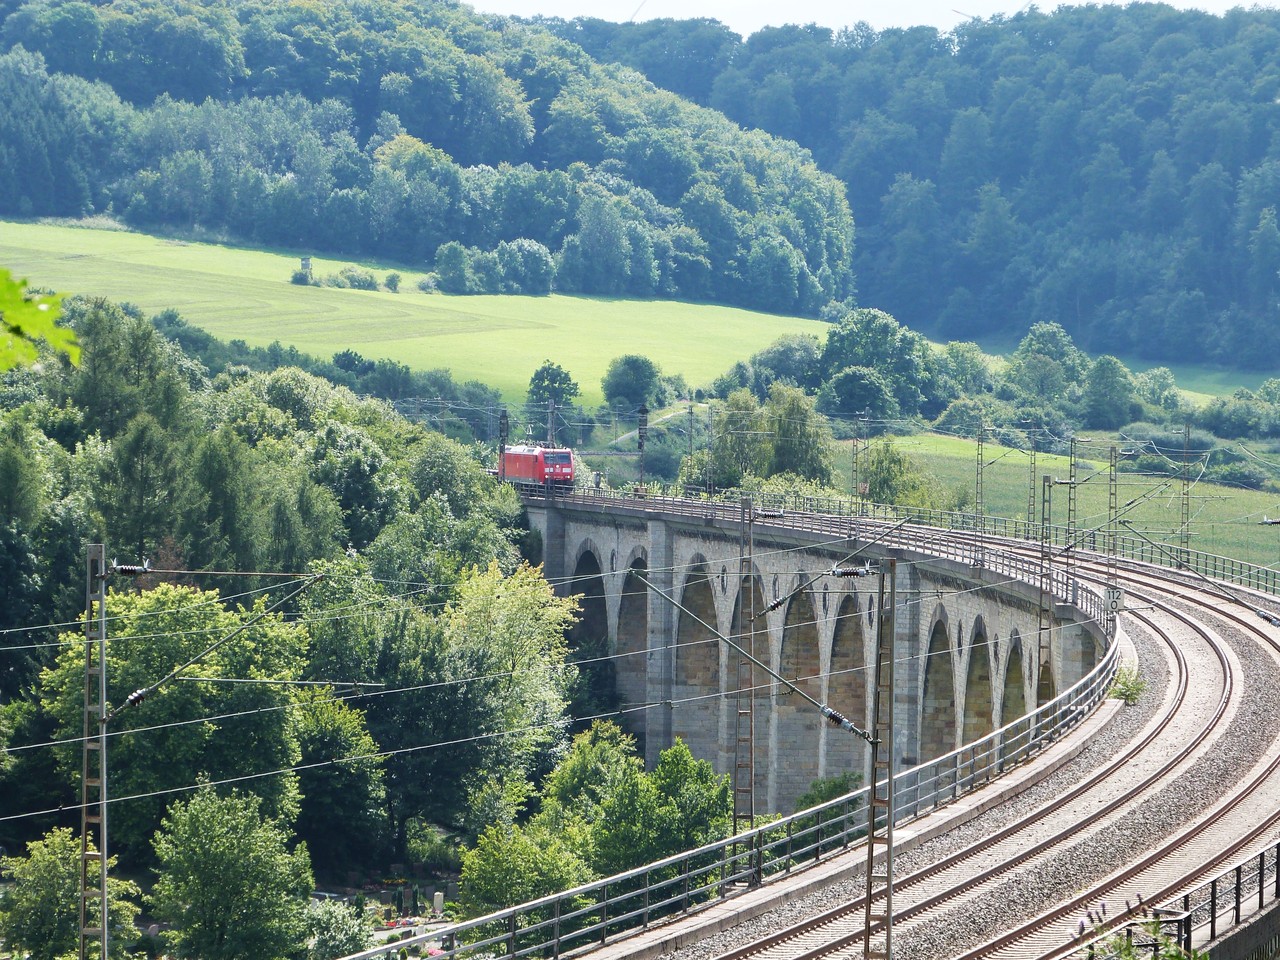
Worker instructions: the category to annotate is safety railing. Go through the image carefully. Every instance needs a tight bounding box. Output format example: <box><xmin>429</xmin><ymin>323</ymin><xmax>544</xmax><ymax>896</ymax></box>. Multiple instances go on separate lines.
<box><xmin>1067</xmin><ymin>841</ymin><xmax>1280</xmax><ymax>959</ymax></box>
<box><xmin>541</xmin><ymin>488</ymin><xmax>1107</xmax><ymax>634</ymax></box>
<box><xmin>536</xmin><ymin>485</ymin><xmax>1280</xmax><ymax>605</ymax></box>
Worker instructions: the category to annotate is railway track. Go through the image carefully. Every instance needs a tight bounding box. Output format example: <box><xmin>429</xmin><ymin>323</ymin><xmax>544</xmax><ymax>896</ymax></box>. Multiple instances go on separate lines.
<box><xmin>526</xmin><ymin>494</ymin><xmax>1280</xmax><ymax>960</ymax></box>
<box><xmin>697</xmin><ymin>522</ymin><xmax>1280</xmax><ymax>960</ymax></box>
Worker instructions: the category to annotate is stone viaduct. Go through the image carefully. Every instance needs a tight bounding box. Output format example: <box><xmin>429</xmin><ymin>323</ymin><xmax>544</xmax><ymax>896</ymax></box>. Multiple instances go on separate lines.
<box><xmin>526</xmin><ymin>493</ymin><xmax>1105</xmax><ymax>815</ymax></box>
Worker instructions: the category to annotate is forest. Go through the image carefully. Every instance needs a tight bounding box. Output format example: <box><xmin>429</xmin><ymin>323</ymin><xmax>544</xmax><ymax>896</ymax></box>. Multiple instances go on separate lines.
<box><xmin>534</xmin><ymin>4</ymin><xmax>1280</xmax><ymax>366</ymax></box>
<box><xmin>0</xmin><ymin>289</ymin><xmax>762</xmax><ymax>957</ymax></box>
<box><xmin>0</xmin><ymin>0</ymin><xmax>853</xmax><ymax>315</ymax></box>
<box><xmin>10</xmin><ymin>281</ymin><xmax>1280</xmax><ymax>955</ymax></box>
<box><xmin>9</xmin><ymin>0</ymin><xmax>1280</xmax><ymax>953</ymax></box>
<box><xmin>6</xmin><ymin>3</ymin><xmax>1280</xmax><ymax>361</ymax></box>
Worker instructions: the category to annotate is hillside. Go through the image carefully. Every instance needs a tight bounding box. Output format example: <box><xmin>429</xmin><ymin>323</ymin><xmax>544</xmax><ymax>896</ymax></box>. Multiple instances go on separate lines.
<box><xmin>541</xmin><ymin>5</ymin><xmax>1280</xmax><ymax>369</ymax></box>
<box><xmin>0</xmin><ymin>219</ymin><xmax>826</xmax><ymax>403</ymax></box>
<box><xmin>0</xmin><ymin>0</ymin><xmax>853</xmax><ymax>316</ymax></box>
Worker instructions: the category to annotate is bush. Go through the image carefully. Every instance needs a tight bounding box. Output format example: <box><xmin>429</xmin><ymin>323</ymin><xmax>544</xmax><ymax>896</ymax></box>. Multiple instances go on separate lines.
<box><xmin>1109</xmin><ymin>667</ymin><xmax>1147</xmax><ymax>705</ymax></box>
<box><xmin>291</xmin><ymin>269</ymin><xmax>314</xmax><ymax>285</ymax></box>
<box><xmin>336</xmin><ymin>267</ymin><xmax>379</xmax><ymax>290</ymax></box>
<box><xmin>385</xmin><ymin>272</ymin><xmax>401</xmax><ymax>292</ymax></box>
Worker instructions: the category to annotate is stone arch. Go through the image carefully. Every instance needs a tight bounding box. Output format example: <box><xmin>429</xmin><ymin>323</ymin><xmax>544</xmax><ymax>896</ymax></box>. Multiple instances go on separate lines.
<box><xmin>920</xmin><ymin>612</ymin><xmax>957</xmax><ymax>762</ymax></box>
<box><xmin>780</xmin><ymin>589</ymin><xmax>821</xmax><ymax>701</ymax></box>
<box><xmin>1036</xmin><ymin>653</ymin><xmax>1057</xmax><ymax>707</ymax></box>
<box><xmin>776</xmin><ymin>587</ymin><xmax>821</xmax><ymax>805</ymax></box>
<box><xmin>674</xmin><ymin>561</ymin><xmax>719</xmax><ymax>758</ymax></box>
<box><xmin>615</xmin><ymin>557</ymin><xmax>649</xmax><ymax>745</ymax></box>
<box><xmin>962</xmin><ymin>618</ymin><xmax>994</xmax><ymax>747</ymax></box>
<box><xmin>1001</xmin><ymin>633</ymin><xmax>1029</xmax><ymax>766</ymax></box>
<box><xmin>826</xmin><ymin>592</ymin><xmax>866</xmax><ymax>775</ymax></box>
<box><xmin>567</xmin><ymin>547</ymin><xmax>614</xmax><ymax>719</ymax></box>
<box><xmin>1002</xmin><ymin>635</ymin><xmax>1027</xmax><ymax>725</ymax></box>
<box><xmin>729</xmin><ymin>570</ymin><xmax>769</xmax><ymax>675</ymax></box>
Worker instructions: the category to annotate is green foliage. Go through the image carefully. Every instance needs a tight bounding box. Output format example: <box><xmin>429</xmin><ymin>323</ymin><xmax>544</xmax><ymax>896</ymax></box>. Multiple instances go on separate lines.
<box><xmin>151</xmin><ymin>788</ymin><xmax>313</xmax><ymax>960</ymax></box>
<box><xmin>762</xmin><ymin>382</ymin><xmax>834</xmax><ymax>485</ymax></box>
<box><xmin>540</xmin><ymin>721</ymin><xmax>642</xmax><ymax>822</ymax></box>
<box><xmin>1099</xmin><ymin>920</ymin><xmax>1206</xmax><ymax>960</ymax></box>
<box><xmin>863</xmin><ymin>440</ymin><xmax>954</xmax><ymax>511</ymax></box>
<box><xmin>1109</xmin><ymin>667</ymin><xmax>1149</xmax><ymax>706</ymax></box>
<box><xmin>793</xmin><ymin>772</ymin><xmax>862</xmax><ymax>814</ymax></box>
<box><xmin>602</xmin><ymin>354</ymin><xmax>660</xmax><ymax>410</ymax></box>
<box><xmin>305</xmin><ymin>899</ymin><xmax>375</xmax><ymax>960</ymax></box>
<box><xmin>37</xmin><ymin>584</ymin><xmax>308</xmax><ymax>864</ymax></box>
<box><xmin>0</xmin><ymin>827</ymin><xmax>140</xmax><ymax>960</ymax></box>
<box><xmin>557</xmin><ymin>7</ymin><xmax>1280</xmax><ymax>369</ymax></box>
<box><xmin>459</xmin><ymin>822</ymin><xmax>593</xmax><ymax>914</ymax></box>
<box><xmin>0</xmin><ymin>270</ymin><xmax>76</xmax><ymax>371</ymax></box>
<box><xmin>591</xmin><ymin>738</ymin><xmax>729</xmax><ymax>875</ymax></box>
<box><xmin>294</xmin><ymin>691</ymin><xmax>388</xmax><ymax>876</ymax></box>
<box><xmin>527</xmin><ymin>358</ymin><xmax>580</xmax><ymax>411</ymax></box>
<box><xmin>0</xmin><ymin>1</ymin><xmax>856</xmax><ymax>313</ymax></box>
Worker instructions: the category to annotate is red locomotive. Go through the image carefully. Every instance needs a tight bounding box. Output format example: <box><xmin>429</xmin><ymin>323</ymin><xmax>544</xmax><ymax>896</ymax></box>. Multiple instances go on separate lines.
<box><xmin>500</xmin><ymin>444</ymin><xmax>575</xmax><ymax>491</ymax></box>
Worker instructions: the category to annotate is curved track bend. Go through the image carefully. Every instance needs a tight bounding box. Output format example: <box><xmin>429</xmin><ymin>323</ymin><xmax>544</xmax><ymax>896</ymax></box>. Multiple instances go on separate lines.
<box><xmin>701</xmin><ymin>524</ymin><xmax>1280</xmax><ymax>960</ymax></box>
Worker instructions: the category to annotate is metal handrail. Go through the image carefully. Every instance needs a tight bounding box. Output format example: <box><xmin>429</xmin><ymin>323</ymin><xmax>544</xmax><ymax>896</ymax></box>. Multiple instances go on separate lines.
<box><xmin>551</xmin><ymin>485</ymin><xmax>1280</xmax><ymax>603</ymax></box>
<box><xmin>1067</xmin><ymin>841</ymin><xmax>1280</xmax><ymax>959</ymax></box>
<box><xmin>348</xmin><ymin>640</ymin><xmax>1116</xmax><ymax>959</ymax></box>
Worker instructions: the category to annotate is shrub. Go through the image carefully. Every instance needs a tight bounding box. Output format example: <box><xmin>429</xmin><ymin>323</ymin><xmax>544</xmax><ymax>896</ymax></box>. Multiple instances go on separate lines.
<box><xmin>290</xmin><ymin>269</ymin><xmax>313</xmax><ymax>285</ymax></box>
<box><xmin>1109</xmin><ymin>667</ymin><xmax>1147</xmax><ymax>705</ymax></box>
<box><xmin>385</xmin><ymin>272</ymin><xmax>401</xmax><ymax>292</ymax></box>
<box><xmin>336</xmin><ymin>267</ymin><xmax>379</xmax><ymax>290</ymax></box>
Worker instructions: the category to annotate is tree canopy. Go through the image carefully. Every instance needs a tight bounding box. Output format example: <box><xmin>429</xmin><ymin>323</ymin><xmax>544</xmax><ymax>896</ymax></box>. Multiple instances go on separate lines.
<box><xmin>547</xmin><ymin>5</ymin><xmax>1280</xmax><ymax>367</ymax></box>
<box><xmin>0</xmin><ymin>0</ymin><xmax>855</xmax><ymax>313</ymax></box>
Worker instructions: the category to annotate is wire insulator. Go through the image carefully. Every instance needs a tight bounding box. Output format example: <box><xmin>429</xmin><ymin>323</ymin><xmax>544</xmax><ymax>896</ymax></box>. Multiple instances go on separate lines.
<box><xmin>123</xmin><ymin>688</ymin><xmax>150</xmax><ymax>709</ymax></box>
<box><xmin>830</xmin><ymin>566</ymin><xmax>871</xmax><ymax>578</ymax></box>
<box><xmin>764</xmin><ymin>596</ymin><xmax>786</xmax><ymax>613</ymax></box>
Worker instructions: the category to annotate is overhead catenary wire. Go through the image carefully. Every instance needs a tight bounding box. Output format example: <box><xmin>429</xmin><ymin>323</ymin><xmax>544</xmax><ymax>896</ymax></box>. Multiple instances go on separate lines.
<box><xmin>0</xmin><ymin>595</ymin><xmax>1113</xmax><ymax>829</ymax></box>
<box><xmin>1</xmin><ymin>563</ymin><xmax>1034</xmax><ymax>760</ymax></box>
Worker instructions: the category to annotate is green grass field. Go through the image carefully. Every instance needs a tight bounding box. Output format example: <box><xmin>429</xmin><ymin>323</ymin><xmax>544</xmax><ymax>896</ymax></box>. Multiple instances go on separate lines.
<box><xmin>0</xmin><ymin>219</ymin><xmax>825</xmax><ymax>405</ymax></box>
<box><xmin>834</xmin><ymin>433</ymin><xmax>1280</xmax><ymax>569</ymax></box>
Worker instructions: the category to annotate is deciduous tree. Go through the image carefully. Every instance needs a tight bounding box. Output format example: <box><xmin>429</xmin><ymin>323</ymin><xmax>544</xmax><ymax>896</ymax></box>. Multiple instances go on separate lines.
<box><xmin>151</xmin><ymin>788</ymin><xmax>313</xmax><ymax>960</ymax></box>
<box><xmin>0</xmin><ymin>827</ymin><xmax>139</xmax><ymax>960</ymax></box>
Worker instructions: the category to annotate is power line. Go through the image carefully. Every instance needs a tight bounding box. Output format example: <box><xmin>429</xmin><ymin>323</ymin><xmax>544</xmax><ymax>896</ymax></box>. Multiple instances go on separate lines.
<box><xmin>1</xmin><ymin>564</ymin><xmax>1032</xmax><ymax>761</ymax></box>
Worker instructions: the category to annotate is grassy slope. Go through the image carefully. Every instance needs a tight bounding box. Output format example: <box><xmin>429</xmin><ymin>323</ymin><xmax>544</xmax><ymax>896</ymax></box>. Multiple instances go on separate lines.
<box><xmin>10</xmin><ymin>221</ymin><xmax>1276</xmax><ymax>565</ymax></box>
<box><xmin>0</xmin><ymin>219</ymin><xmax>825</xmax><ymax>405</ymax></box>
<box><xmin>833</xmin><ymin>433</ymin><xmax>1280</xmax><ymax>569</ymax></box>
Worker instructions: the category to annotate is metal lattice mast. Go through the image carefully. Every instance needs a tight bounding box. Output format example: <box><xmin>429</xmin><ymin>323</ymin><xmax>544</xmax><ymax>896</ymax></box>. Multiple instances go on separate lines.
<box><xmin>1180</xmin><ymin>423</ymin><xmax>1192</xmax><ymax>565</ymax></box>
<box><xmin>1067</xmin><ymin>438</ymin><xmax>1081</xmax><ymax>588</ymax></box>
<box><xmin>1026</xmin><ymin>430</ymin><xmax>1037</xmax><ymax>529</ymax></box>
<box><xmin>863</xmin><ymin>558</ymin><xmax>896</xmax><ymax>960</ymax></box>
<box><xmin>706</xmin><ymin>406</ymin><xmax>715</xmax><ymax>498</ymax></box>
<box><xmin>732</xmin><ymin>497</ymin><xmax>756</xmax><ymax>839</ymax></box>
<box><xmin>1108</xmin><ymin>445</ymin><xmax>1119</xmax><ymax>633</ymax></box>
<box><xmin>1038</xmin><ymin>476</ymin><xmax>1054</xmax><ymax>682</ymax></box>
<box><xmin>975</xmin><ymin>427</ymin><xmax>985</xmax><ymax>568</ymax></box>
<box><xmin>79</xmin><ymin>545</ymin><xmax>109</xmax><ymax>960</ymax></box>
